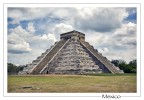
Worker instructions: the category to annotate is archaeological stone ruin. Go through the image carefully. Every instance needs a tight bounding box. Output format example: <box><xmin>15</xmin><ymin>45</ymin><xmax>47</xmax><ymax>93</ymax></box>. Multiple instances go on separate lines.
<box><xmin>20</xmin><ymin>30</ymin><xmax>124</xmax><ymax>74</ymax></box>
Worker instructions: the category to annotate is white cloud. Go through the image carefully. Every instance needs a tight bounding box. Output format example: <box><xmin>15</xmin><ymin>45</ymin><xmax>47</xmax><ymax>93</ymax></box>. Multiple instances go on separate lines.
<box><xmin>10</xmin><ymin>25</ymin><xmax>31</xmax><ymax>38</ymax></box>
<box><xmin>7</xmin><ymin>7</ymin><xmax>136</xmax><ymax>65</ymax></box>
<box><xmin>98</xmin><ymin>47</ymin><xmax>109</xmax><ymax>53</ymax></box>
<box><xmin>8</xmin><ymin>26</ymin><xmax>32</xmax><ymax>54</ymax></box>
<box><xmin>8</xmin><ymin>21</ymin><xmax>70</xmax><ymax>64</ymax></box>
<box><xmin>104</xmin><ymin>48</ymin><xmax>136</xmax><ymax>63</ymax></box>
<box><xmin>52</xmin><ymin>8</ymin><xmax>76</xmax><ymax>18</ymax></box>
<box><xmin>85</xmin><ymin>31</ymin><xmax>110</xmax><ymax>46</ymax></box>
<box><xmin>40</xmin><ymin>33</ymin><xmax>57</xmax><ymax>42</ymax></box>
<box><xmin>83</xmin><ymin>21</ymin><xmax>136</xmax><ymax>63</ymax></box>
<box><xmin>8</xmin><ymin>8</ymin><xmax>76</xmax><ymax>25</ymax></box>
<box><xmin>8</xmin><ymin>9</ymin><xmax>23</xmax><ymax>24</ymax></box>
<box><xmin>53</xmin><ymin>23</ymin><xmax>73</xmax><ymax>34</ymax></box>
<box><xmin>8</xmin><ymin>41</ymin><xmax>31</xmax><ymax>54</ymax></box>
<box><xmin>26</xmin><ymin>22</ymin><xmax>35</xmax><ymax>33</ymax></box>
<box><xmin>8</xmin><ymin>22</ymin><xmax>57</xmax><ymax>56</ymax></box>
<box><xmin>112</xmin><ymin>22</ymin><xmax>136</xmax><ymax>48</ymax></box>
<box><xmin>8</xmin><ymin>8</ymin><xmax>51</xmax><ymax>23</ymax></box>
<box><xmin>113</xmin><ymin>22</ymin><xmax>136</xmax><ymax>37</ymax></box>
<box><xmin>44</xmin><ymin>23</ymin><xmax>74</xmax><ymax>40</ymax></box>
<box><xmin>74</xmin><ymin>8</ymin><xmax>128</xmax><ymax>32</ymax></box>
<box><xmin>8</xmin><ymin>8</ymin><xmax>128</xmax><ymax>33</ymax></box>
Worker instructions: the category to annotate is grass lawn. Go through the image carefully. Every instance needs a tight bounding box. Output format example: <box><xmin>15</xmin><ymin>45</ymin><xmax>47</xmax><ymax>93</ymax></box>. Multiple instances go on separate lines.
<box><xmin>8</xmin><ymin>74</ymin><xmax>136</xmax><ymax>93</ymax></box>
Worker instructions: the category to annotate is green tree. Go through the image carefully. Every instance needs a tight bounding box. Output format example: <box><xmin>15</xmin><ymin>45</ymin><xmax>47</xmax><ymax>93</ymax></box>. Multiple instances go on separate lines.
<box><xmin>111</xmin><ymin>59</ymin><xmax>137</xmax><ymax>73</ymax></box>
<box><xmin>128</xmin><ymin>60</ymin><xmax>137</xmax><ymax>73</ymax></box>
<box><xmin>7</xmin><ymin>63</ymin><xmax>25</xmax><ymax>75</ymax></box>
<box><xmin>111</xmin><ymin>60</ymin><xmax>119</xmax><ymax>66</ymax></box>
<box><xmin>8</xmin><ymin>63</ymin><xmax>17</xmax><ymax>75</ymax></box>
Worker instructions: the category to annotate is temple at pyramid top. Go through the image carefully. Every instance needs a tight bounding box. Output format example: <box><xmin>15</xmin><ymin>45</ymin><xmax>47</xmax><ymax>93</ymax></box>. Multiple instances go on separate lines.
<box><xmin>60</xmin><ymin>30</ymin><xmax>85</xmax><ymax>41</ymax></box>
<box><xmin>20</xmin><ymin>30</ymin><xmax>124</xmax><ymax>75</ymax></box>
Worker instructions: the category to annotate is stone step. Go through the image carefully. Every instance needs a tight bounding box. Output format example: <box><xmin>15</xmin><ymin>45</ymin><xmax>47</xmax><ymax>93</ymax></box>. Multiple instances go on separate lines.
<box><xmin>46</xmin><ymin>39</ymin><xmax>103</xmax><ymax>74</ymax></box>
<box><xmin>30</xmin><ymin>40</ymin><xmax>68</xmax><ymax>74</ymax></box>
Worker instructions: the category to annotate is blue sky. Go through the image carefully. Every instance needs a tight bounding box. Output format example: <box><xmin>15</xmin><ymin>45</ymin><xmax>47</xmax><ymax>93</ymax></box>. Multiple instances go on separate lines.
<box><xmin>7</xmin><ymin>7</ymin><xmax>137</xmax><ymax>65</ymax></box>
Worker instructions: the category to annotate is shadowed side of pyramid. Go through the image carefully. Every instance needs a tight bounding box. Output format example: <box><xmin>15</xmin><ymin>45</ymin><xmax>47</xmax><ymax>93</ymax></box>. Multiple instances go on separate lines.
<box><xmin>79</xmin><ymin>40</ymin><xmax>123</xmax><ymax>74</ymax></box>
<box><xmin>20</xmin><ymin>30</ymin><xmax>124</xmax><ymax>75</ymax></box>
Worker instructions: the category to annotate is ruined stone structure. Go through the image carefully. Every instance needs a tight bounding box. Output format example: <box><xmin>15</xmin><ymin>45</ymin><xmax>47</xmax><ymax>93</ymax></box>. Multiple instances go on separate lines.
<box><xmin>20</xmin><ymin>30</ymin><xmax>123</xmax><ymax>74</ymax></box>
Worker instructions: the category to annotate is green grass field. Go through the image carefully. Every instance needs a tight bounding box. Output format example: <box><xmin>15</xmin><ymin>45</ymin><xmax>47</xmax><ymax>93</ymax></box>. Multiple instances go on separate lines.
<box><xmin>8</xmin><ymin>74</ymin><xmax>136</xmax><ymax>93</ymax></box>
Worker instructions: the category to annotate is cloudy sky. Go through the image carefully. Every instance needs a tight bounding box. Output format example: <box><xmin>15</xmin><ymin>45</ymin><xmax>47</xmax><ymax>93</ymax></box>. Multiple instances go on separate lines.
<box><xmin>7</xmin><ymin>7</ymin><xmax>136</xmax><ymax>65</ymax></box>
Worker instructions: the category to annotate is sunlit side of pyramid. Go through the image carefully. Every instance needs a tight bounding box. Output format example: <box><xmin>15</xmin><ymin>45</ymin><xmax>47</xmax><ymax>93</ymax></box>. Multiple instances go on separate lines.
<box><xmin>20</xmin><ymin>30</ymin><xmax>124</xmax><ymax>74</ymax></box>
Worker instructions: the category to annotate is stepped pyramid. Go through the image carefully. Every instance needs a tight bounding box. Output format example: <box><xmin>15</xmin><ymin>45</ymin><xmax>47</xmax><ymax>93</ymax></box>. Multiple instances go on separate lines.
<box><xmin>20</xmin><ymin>30</ymin><xmax>124</xmax><ymax>74</ymax></box>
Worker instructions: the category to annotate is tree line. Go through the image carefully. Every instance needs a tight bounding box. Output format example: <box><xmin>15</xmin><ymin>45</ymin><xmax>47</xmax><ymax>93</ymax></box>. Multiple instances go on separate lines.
<box><xmin>7</xmin><ymin>63</ymin><xmax>26</xmax><ymax>75</ymax></box>
<box><xmin>111</xmin><ymin>59</ymin><xmax>137</xmax><ymax>73</ymax></box>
